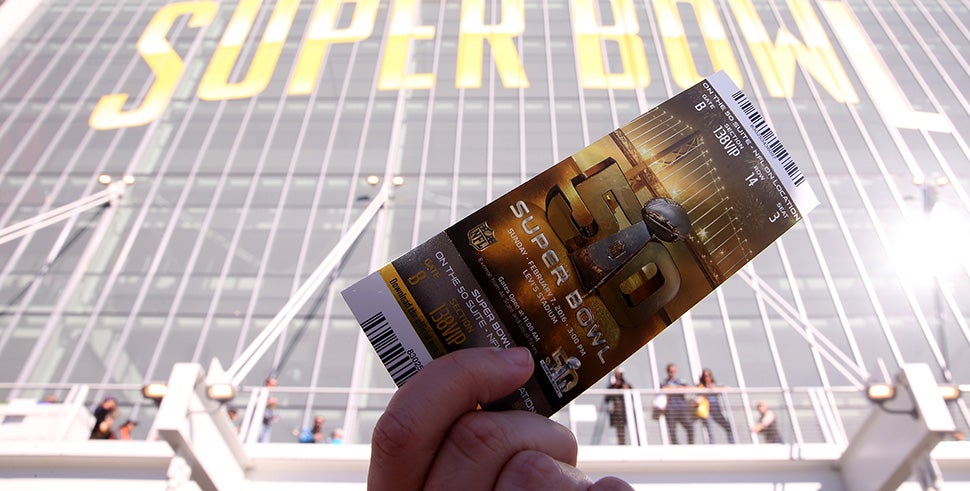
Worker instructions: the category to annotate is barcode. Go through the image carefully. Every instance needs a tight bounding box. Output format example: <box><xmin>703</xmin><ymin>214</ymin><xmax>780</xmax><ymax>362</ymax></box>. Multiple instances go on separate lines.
<box><xmin>731</xmin><ymin>90</ymin><xmax>805</xmax><ymax>187</ymax></box>
<box><xmin>361</xmin><ymin>312</ymin><xmax>420</xmax><ymax>386</ymax></box>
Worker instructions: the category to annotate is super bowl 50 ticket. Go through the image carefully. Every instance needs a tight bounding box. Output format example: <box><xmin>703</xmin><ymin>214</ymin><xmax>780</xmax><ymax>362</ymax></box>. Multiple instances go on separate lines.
<box><xmin>341</xmin><ymin>72</ymin><xmax>819</xmax><ymax>416</ymax></box>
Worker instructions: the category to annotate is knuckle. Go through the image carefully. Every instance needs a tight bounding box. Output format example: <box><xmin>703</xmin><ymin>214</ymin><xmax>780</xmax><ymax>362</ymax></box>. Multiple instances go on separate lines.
<box><xmin>446</xmin><ymin>413</ymin><xmax>510</xmax><ymax>462</ymax></box>
<box><xmin>553</xmin><ymin>421</ymin><xmax>580</xmax><ymax>462</ymax></box>
<box><xmin>442</xmin><ymin>354</ymin><xmax>490</xmax><ymax>401</ymax></box>
<box><xmin>500</xmin><ymin>450</ymin><xmax>562</xmax><ymax>490</ymax></box>
<box><xmin>371</xmin><ymin>408</ymin><xmax>417</xmax><ymax>459</ymax></box>
<box><xmin>591</xmin><ymin>476</ymin><xmax>635</xmax><ymax>491</ymax></box>
<box><xmin>439</xmin><ymin>350</ymin><xmax>505</xmax><ymax>404</ymax></box>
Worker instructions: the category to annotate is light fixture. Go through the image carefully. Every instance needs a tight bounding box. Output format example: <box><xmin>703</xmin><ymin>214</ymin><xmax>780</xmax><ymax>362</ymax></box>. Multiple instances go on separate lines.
<box><xmin>122</xmin><ymin>175</ymin><xmax>136</xmax><ymax>185</ymax></box>
<box><xmin>391</xmin><ymin>175</ymin><xmax>405</xmax><ymax>186</ymax></box>
<box><xmin>865</xmin><ymin>383</ymin><xmax>917</xmax><ymax>417</ymax></box>
<box><xmin>142</xmin><ymin>383</ymin><xmax>168</xmax><ymax>402</ymax></box>
<box><xmin>206</xmin><ymin>383</ymin><xmax>236</xmax><ymax>403</ymax></box>
<box><xmin>98</xmin><ymin>174</ymin><xmax>112</xmax><ymax>185</ymax></box>
<box><xmin>938</xmin><ymin>385</ymin><xmax>961</xmax><ymax>402</ymax></box>
<box><xmin>366</xmin><ymin>175</ymin><xmax>380</xmax><ymax>186</ymax></box>
<box><xmin>866</xmin><ymin>383</ymin><xmax>895</xmax><ymax>402</ymax></box>
<box><xmin>866</xmin><ymin>382</ymin><xmax>960</xmax><ymax>419</ymax></box>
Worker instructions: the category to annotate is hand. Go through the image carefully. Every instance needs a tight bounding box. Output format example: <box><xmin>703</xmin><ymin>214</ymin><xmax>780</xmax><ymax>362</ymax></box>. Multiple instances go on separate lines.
<box><xmin>369</xmin><ymin>347</ymin><xmax>633</xmax><ymax>491</ymax></box>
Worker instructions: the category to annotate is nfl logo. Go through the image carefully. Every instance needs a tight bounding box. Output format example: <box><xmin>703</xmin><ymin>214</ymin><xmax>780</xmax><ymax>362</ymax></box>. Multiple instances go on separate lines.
<box><xmin>468</xmin><ymin>222</ymin><xmax>497</xmax><ymax>251</ymax></box>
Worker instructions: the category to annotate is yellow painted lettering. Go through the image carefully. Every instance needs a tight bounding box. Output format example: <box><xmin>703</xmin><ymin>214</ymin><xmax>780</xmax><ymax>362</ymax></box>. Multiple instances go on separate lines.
<box><xmin>728</xmin><ymin>0</ymin><xmax>858</xmax><ymax>103</ymax></box>
<box><xmin>89</xmin><ymin>2</ymin><xmax>217</xmax><ymax>130</ymax></box>
<box><xmin>378</xmin><ymin>0</ymin><xmax>434</xmax><ymax>90</ymax></box>
<box><xmin>822</xmin><ymin>2</ymin><xmax>949</xmax><ymax>132</ymax></box>
<box><xmin>198</xmin><ymin>0</ymin><xmax>300</xmax><ymax>101</ymax></box>
<box><xmin>653</xmin><ymin>0</ymin><xmax>742</xmax><ymax>90</ymax></box>
<box><xmin>572</xmin><ymin>0</ymin><xmax>649</xmax><ymax>89</ymax></box>
<box><xmin>289</xmin><ymin>0</ymin><xmax>379</xmax><ymax>95</ymax></box>
<box><xmin>456</xmin><ymin>0</ymin><xmax>529</xmax><ymax>88</ymax></box>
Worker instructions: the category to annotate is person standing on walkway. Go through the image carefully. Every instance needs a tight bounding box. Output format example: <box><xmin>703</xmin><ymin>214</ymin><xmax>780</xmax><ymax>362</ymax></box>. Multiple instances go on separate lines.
<box><xmin>606</xmin><ymin>367</ymin><xmax>632</xmax><ymax>445</ymax></box>
<box><xmin>661</xmin><ymin>363</ymin><xmax>694</xmax><ymax>444</ymax></box>
<box><xmin>752</xmin><ymin>400</ymin><xmax>782</xmax><ymax>443</ymax></box>
<box><xmin>259</xmin><ymin>397</ymin><xmax>280</xmax><ymax>443</ymax></box>
<box><xmin>697</xmin><ymin>368</ymin><xmax>735</xmax><ymax>444</ymax></box>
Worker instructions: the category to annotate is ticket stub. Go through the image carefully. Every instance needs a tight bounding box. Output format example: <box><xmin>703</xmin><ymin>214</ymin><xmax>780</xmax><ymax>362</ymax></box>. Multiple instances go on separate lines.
<box><xmin>341</xmin><ymin>71</ymin><xmax>819</xmax><ymax>416</ymax></box>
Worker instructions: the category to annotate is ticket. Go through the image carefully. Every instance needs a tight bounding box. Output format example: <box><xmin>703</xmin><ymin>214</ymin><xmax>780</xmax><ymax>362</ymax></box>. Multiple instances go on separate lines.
<box><xmin>341</xmin><ymin>71</ymin><xmax>819</xmax><ymax>416</ymax></box>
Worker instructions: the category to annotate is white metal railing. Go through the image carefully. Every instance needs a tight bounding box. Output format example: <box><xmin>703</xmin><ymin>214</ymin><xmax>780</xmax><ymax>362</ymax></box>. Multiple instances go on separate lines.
<box><xmin>2</xmin><ymin>382</ymin><xmax>964</xmax><ymax>447</ymax></box>
<box><xmin>0</xmin><ymin>385</ymin><xmax>92</xmax><ymax>442</ymax></box>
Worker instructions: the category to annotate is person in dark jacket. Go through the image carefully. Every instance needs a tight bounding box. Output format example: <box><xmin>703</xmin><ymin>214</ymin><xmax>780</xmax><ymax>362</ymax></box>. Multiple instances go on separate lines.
<box><xmin>90</xmin><ymin>413</ymin><xmax>116</xmax><ymax>439</ymax></box>
<box><xmin>90</xmin><ymin>396</ymin><xmax>118</xmax><ymax>439</ymax></box>
<box><xmin>606</xmin><ymin>368</ymin><xmax>632</xmax><ymax>445</ymax></box>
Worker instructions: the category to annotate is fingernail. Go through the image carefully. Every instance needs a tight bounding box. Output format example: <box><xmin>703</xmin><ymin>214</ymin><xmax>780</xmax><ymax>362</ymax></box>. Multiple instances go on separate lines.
<box><xmin>498</xmin><ymin>347</ymin><xmax>533</xmax><ymax>368</ymax></box>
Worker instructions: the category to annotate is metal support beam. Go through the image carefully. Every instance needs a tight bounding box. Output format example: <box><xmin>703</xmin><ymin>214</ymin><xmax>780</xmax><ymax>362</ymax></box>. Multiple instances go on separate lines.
<box><xmin>0</xmin><ymin>181</ymin><xmax>126</xmax><ymax>246</ymax></box>
<box><xmin>5</xmin><ymin>181</ymin><xmax>129</xmax><ymax>399</ymax></box>
<box><xmin>839</xmin><ymin>364</ymin><xmax>956</xmax><ymax>491</ymax></box>
<box><xmin>0</xmin><ymin>0</ymin><xmax>44</xmax><ymax>56</ymax></box>
<box><xmin>737</xmin><ymin>268</ymin><xmax>869</xmax><ymax>387</ymax></box>
<box><xmin>154</xmin><ymin>363</ymin><xmax>248</xmax><ymax>491</ymax></box>
<box><xmin>224</xmin><ymin>184</ymin><xmax>391</xmax><ymax>386</ymax></box>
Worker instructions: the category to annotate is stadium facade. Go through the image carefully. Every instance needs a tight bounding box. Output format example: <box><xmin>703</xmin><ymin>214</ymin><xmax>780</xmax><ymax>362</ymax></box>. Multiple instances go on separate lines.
<box><xmin>0</xmin><ymin>0</ymin><xmax>968</xmax><ymax>487</ymax></box>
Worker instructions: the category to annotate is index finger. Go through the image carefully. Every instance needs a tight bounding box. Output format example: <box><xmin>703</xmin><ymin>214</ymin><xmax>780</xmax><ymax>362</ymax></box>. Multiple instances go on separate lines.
<box><xmin>368</xmin><ymin>347</ymin><xmax>535</xmax><ymax>490</ymax></box>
